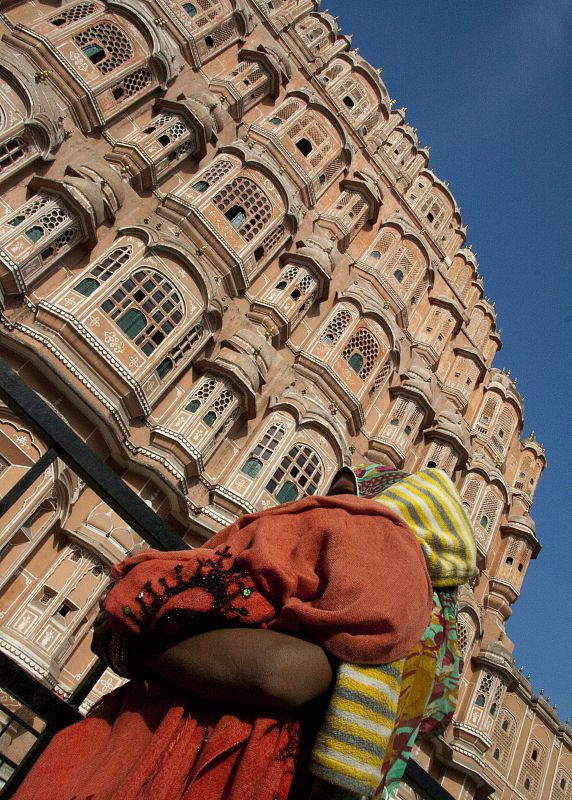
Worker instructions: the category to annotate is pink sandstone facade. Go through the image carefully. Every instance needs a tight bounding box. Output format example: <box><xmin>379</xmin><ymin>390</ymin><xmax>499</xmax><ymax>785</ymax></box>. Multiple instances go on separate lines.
<box><xmin>0</xmin><ymin>0</ymin><xmax>568</xmax><ymax>797</ymax></box>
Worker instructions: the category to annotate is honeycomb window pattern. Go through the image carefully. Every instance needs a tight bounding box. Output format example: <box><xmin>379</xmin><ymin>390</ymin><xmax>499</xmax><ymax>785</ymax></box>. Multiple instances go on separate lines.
<box><xmin>112</xmin><ymin>68</ymin><xmax>153</xmax><ymax>104</ymax></box>
<box><xmin>321</xmin><ymin>308</ymin><xmax>352</xmax><ymax>345</ymax></box>
<box><xmin>185</xmin><ymin>378</ymin><xmax>217</xmax><ymax>413</ymax></box>
<box><xmin>73</xmin><ymin>23</ymin><xmax>134</xmax><ymax>75</ymax></box>
<box><xmin>265</xmin><ymin>443</ymin><xmax>322</xmax><ymax>503</ymax></box>
<box><xmin>372</xmin><ymin>361</ymin><xmax>392</xmax><ymax>392</ymax></box>
<box><xmin>213</xmin><ymin>177</ymin><xmax>272</xmax><ymax>241</ymax></box>
<box><xmin>101</xmin><ymin>269</ymin><xmax>183</xmax><ymax>356</ymax></box>
<box><xmin>342</xmin><ymin>328</ymin><xmax>380</xmax><ymax>380</ymax></box>
<box><xmin>179</xmin><ymin>0</ymin><xmax>222</xmax><ymax>30</ymax></box>
<box><xmin>6</xmin><ymin>195</ymin><xmax>50</xmax><ymax>227</ymax></box>
<box><xmin>50</xmin><ymin>3</ymin><xmax>97</xmax><ymax>27</ymax></box>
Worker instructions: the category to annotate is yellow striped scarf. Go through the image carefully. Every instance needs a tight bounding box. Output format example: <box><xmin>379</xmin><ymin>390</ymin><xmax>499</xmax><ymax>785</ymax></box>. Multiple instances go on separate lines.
<box><xmin>310</xmin><ymin>468</ymin><xmax>475</xmax><ymax>797</ymax></box>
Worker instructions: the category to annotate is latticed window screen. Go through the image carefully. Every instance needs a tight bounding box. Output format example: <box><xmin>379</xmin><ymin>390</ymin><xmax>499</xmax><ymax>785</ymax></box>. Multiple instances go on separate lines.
<box><xmin>265</xmin><ymin>443</ymin><xmax>322</xmax><ymax>503</ymax></box>
<box><xmin>321</xmin><ymin>308</ymin><xmax>352</xmax><ymax>345</ymax></box>
<box><xmin>342</xmin><ymin>328</ymin><xmax>379</xmax><ymax>380</ymax></box>
<box><xmin>477</xmin><ymin>397</ymin><xmax>499</xmax><ymax>433</ymax></box>
<box><xmin>552</xmin><ymin>770</ymin><xmax>572</xmax><ymax>800</ymax></box>
<box><xmin>491</xmin><ymin>711</ymin><xmax>516</xmax><ymax>770</ymax></box>
<box><xmin>167</xmin><ymin>323</ymin><xmax>203</xmax><ymax>365</ymax></box>
<box><xmin>285</xmin><ymin>115</ymin><xmax>333</xmax><ymax>172</ymax></box>
<box><xmin>269</xmin><ymin>100</ymin><xmax>303</xmax><ymax>124</ymax></box>
<box><xmin>456</xmin><ymin>611</ymin><xmax>475</xmax><ymax>660</ymax></box>
<box><xmin>50</xmin><ymin>2</ymin><xmax>96</xmax><ymax>26</ymax></box>
<box><xmin>213</xmin><ymin>177</ymin><xmax>272</xmax><ymax>241</ymax></box>
<box><xmin>6</xmin><ymin>195</ymin><xmax>50</xmax><ymax>226</ymax></box>
<box><xmin>241</xmin><ymin>424</ymin><xmax>285</xmax><ymax>478</ymax></box>
<box><xmin>145</xmin><ymin>114</ymin><xmax>190</xmax><ymax>146</ymax></box>
<box><xmin>369</xmin><ymin>231</ymin><xmax>396</xmax><ymax>260</ymax></box>
<box><xmin>477</xmin><ymin>490</ymin><xmax>501</xmax><ymax>533</ymax></box>
<box><xmin>518</xmin><ymin>742</ymin><xmax>546</xmax><ymax>796</ymax></box>
<box><xmin>372</xmin><ymin>361</ymin><xmax>391</xmax><ymax>392</ymax></box>
<box><xmin>184</xmin><ymin>378</ymin><xmax>234</xmax><ymax>429</ymax></box>
<box><xmin>179</xmin><ymin>0</ymin><xmax>221</xmax><ymax>28</ymax></box>
<box><xmin>474</xmin><ymin>670</ymin><xmax>494</xmax><ymax>707</ymax></box>
<box><xmin>461</xmin><ymin>478</ymin><xmax>481</xmax><ymax>511</ymax></box>
<box><xmin>73</xmin><ymin>245</ymin><xmax>132</xmax><ymax>296</ymax></box>
<box><xmin>202</xmin><ymin>18</ymin><xmax>237</xmax><ymax>50</ymax></box>
<box><xmin>112</xmin><ymin>68</ymin><xmax>153</xmax><ymax>103</ymax></box>
<box><xmin>334</xmin><ymin>78</ymin><xmax>369</xmax><ymax>119</ymax></box>
<box><xmin>496</xmin><ymin>407</ymin><xmax>515</xmax><ymax>441</ymax></box>
<box><xmin>194</xmin><ymin>158</ymin><xmax>234</xmax><ymax>191</ymax></box>
<box><xmin>420</xmin><ymin>195</ymin><xmax>446</xmax><ymax>229</ymax></box>
<box><xmin>0</xmin><ymin>137</ymin><xmax>30</xmax><ymax>175</ymax></box>
<box><xmin>73</xmin><ymin>23</ymin><xmax>134</xmax><ymax>74</ymax></box>
<box><xmin>255</xmin><ymin>224</ymin><xmax>285</xmax><ymax>262</ymax></box>
<box><xmin>101</xmin><ymin>269</ymin><xmax>183</xmax><ymax>355</ymax></box>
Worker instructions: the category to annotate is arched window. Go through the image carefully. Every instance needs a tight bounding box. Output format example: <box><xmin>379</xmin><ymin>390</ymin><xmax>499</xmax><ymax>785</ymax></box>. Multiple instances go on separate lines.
<box><xmin>73</xmin><ymin>246</ymin><xmax>132</xmax><ymax>297</ymax></box>
<box><xmin>241</xmin><ymin>424</ymin><xmax>285</xmax><ymax>479</ymax></box>
<box><xmin>184</xmin><ymin>378</ymin><xmax>235</xmax><ymax>432</ymax></box>
<box><xmin>342</xmin><ymin>328</ymin><xmax>379</xmax><ymax>380</ymax></box>
<box><xmin>265</xmin><ymin>443</ymin><xmax>322</xmax><ymax>503</ymax></box>
<box><xmin>182</xmin><ymin>2</ymin><xmax>197</xmax><ymax>16</ymax></box>
<box><xmin>101</xmin><ymin>269</ymin><xmax>183</xmax><ymax>355</ymax></box>
<box><xmin>213</xmin><ymin>177</ymin><xmax>272</xmax><ymax>241</ymax></box>
<box><xmin>73</xmin><ymin>23</ymin><xmax>134</xmax><ymax>75</ymax></box>
<box><xmin>475</xmin><ymin>694</ymin><xmax>486</xmax><ymax>707</ymax></box>
<box><xmin>321</xmin><ymin>308</ymin><xmax>353</xmax><ymax>345</ymax></box>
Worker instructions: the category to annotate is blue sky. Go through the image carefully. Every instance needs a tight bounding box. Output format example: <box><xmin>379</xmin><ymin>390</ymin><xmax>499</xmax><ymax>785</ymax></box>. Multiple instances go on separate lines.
<box><xmin>326</xmin><ymin>0</ymin><xmax>572</xmax><ymax>719</ymax></box>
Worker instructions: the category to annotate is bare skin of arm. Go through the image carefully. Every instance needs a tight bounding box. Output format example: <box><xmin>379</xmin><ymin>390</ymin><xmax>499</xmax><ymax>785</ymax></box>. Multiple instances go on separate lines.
<box><xmin>92</xmin><ymin>614</ymin><xmax>334</xmax><ymax>710</ymax></box>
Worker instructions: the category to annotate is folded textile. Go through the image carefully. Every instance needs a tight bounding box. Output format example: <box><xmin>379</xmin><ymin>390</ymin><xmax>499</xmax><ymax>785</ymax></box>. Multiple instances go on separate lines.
<box><xmin>106</xmin><ymin>493</ymin><xmax>433</xmax><ymax>665</ymax></box>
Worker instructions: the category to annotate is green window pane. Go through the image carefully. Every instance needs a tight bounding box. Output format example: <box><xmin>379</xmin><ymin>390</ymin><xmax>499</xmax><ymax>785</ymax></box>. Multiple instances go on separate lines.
<box><xmin>203</xmin><ymin>411</ymin><xmax>216</xmax><ymax>427</ymax></box>
<box><xmin>347</xmin><ymin>353</ymin><xmax>363</xmax><ymax>374</ymax></box>
<box><xmin>74</xmin><ymin>278</ymin><xmax>99</xmax><ymax>297</ymax></box>
<box><xmin>404</xmin><ymin>425</ymin><xmax>412</xmax><ymax>435</ymax></box>
<box><xmin>269</xmin><ymin>117</ymin><xmax>282</xmax><ymax>126</ymax></box>
<box><xmin>182</xmin><ymin>2</ymin><xmax>197</xmax><ymax>16</ymax></box>
<box><xmin>242</xmin><ymin>457</ymin><xmax>262</xmax><ymax>478</ymax></box>
<box><xmin>8</xmin><ymin>215</ymin><xmax>25</xmax><ymax>227</ymax></box>
<box><xmin>370</xmin><ymin>250</ymin><xmax>381</xmax><ymax>259</ymax></box>
<box><xmin>82</xmin><ymin>43</ymin><xmax>105</xmax><ymax>64</ymax></box>
<box><xmin>117</xmin><ymin>308</ymin><xmax>146</xmax><ymax>340</ymax></box>
<box><xmin>480</xmin><ymin>515</ymin><xmax>489</xmax><ymax>529</ymax></box>
<box><xmin>193</xmin><ymin>180</ymin><xmax>209</xmax><ymax>192</ymax></box>
<box><xmin>156</xmin><ymin>358</ymin><xmax>173</xmax><ymax>379</ymax></box>
<box><xmin>322</xmin><ymin>334</ymin><xmax>334</xmax><ymax>345</ymax></box>
<box><xmin>185</xmin><ymin>399</ymin><xmax>201</xmax><ymax>413</ymax></box>
<box><xmin>276</xmin><ymin>481</ymin><xmax>298</xmax><ymax>504</ymax></box>
<box><xmin>475</xmin><ymin>694</ymin><xmax>486</xmax><ymax>708</ymax></box>
<box><xmin>225</xmin><ymin>206</ymin><xmax>246</xmax><ymax>229</ymax></box>
<box><xmin>393</xmin><ymin>268</ymin><xmax>404</xmax><ymax>283</ymax></box>
<box><xmin>25</xmin><ymin>226</ymin><xmax>44</xmax><ymax>243</ymax></box>
<box><xmin>390</xmin><ymin>418</ymin><xmax>399</xmax><ymax>426</ymax></box>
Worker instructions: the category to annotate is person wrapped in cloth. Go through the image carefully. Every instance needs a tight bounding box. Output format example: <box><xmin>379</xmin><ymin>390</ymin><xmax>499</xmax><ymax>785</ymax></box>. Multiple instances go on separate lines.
<box><xmin>13</xmin><ymin>465</ymin><xmax>475</xmax><ymax>800</ymax></box>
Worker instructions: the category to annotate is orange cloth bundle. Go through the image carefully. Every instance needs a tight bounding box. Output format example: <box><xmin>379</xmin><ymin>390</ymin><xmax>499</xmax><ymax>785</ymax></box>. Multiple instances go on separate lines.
<box><xmin>107</xmin><ymin>494</ymin><xmax>433</xmax><ymax>664</ymax></box>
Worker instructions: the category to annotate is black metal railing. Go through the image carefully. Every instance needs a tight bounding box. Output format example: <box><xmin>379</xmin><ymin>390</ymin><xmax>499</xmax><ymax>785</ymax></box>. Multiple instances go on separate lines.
<box><xmin>0</xmin><ymin>357</ymin><xmax>454</xmax><ymax>800</ymax></box>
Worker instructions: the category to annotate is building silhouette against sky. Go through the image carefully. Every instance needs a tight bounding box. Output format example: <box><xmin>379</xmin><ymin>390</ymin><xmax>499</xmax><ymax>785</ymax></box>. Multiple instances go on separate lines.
<box><xmin>0</xmin><ymin>0</ymin><xmax>570</xmax><ymax>797</ymax></box>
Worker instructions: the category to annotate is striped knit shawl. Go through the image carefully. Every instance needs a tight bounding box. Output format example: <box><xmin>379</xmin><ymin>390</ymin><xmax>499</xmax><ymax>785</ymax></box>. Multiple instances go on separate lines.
<box><xmin>309</xmin><ymin>466</ymin><xmax>475</xmax><ymax>798</ymax></box>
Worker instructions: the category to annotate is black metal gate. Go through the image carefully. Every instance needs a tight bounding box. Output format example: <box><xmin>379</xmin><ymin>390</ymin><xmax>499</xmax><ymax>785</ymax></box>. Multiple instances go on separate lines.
<box><xmin>0</xmin><ymin>357</ymin><xmax>454</xmax><ymax>800</ymax></box>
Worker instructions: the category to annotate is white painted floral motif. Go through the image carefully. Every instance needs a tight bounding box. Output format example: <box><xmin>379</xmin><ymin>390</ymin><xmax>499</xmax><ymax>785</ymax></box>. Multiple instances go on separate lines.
<box><xmin>13</xmin><ymin>434</ymin><xmax>30</xmax><ymax>447</ymax></box>
<box><xmin>88</xmin><ymin>315</ymin><xmax>101</xmax><ymax>327</ymax></box>
<box><xmin>128</xmin><ymin>356</ymin><xmax>140</xmax><ymax>369</ymax></box>
<box><xmin>104</xmin><ymin>331</ymin><xmax>125</xmax><ymax>353</ymax></box>
<box><xmin>69</xmin><ymin>51</ymin><xmax>90</xmax><ymax>73</ymax></box>
<box><xmin>16</xmin><ymin>612</ymin><xmax>34</xmax><ymax>632</ymax></box>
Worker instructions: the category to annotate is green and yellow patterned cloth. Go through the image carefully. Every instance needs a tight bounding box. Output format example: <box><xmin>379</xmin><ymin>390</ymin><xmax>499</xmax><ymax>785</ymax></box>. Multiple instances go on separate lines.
<box><xmin>309</xmin><ymin>465</ymin><xmax>474</xmax><ymax>799</ymax></box>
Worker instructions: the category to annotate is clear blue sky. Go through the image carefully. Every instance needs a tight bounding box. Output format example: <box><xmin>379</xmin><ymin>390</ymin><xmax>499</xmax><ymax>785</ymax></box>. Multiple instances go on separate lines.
<box><xmin>326</xmin><ymin>0</ymin><xmax>572</xmax><ymax>720</ymax></box>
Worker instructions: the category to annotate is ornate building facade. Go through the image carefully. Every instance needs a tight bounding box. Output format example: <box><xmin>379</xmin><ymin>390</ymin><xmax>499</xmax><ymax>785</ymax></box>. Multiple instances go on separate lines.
<box><xmin>0</xmin><ymin>1</ymin><xmax>569</xmax><ymax>797</ymax></box>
